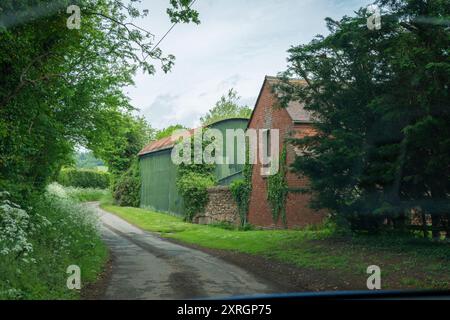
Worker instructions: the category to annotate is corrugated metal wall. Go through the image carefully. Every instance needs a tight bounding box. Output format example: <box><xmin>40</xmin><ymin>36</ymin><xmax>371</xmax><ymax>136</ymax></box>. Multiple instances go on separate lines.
<box><xmin>139</xmin><ymin>149</ymin><xmax>184</xmax><ymax>215</ymax></box>
<box><xmin>211</xmin><ymin>119</ymin><xmax>247</xmax><ymax>180</ymax></box>
<box><xmin>139</xmin><ymin>118</ymin><xmax>248</xmax><ymax>215</ymax></box>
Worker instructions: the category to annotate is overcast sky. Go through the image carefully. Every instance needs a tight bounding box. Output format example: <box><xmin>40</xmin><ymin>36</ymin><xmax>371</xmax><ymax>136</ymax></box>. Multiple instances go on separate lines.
<box><xmin>127</xmin><ymin>0</ymin><xmax>370</xmax><ymax>129</ymax></box>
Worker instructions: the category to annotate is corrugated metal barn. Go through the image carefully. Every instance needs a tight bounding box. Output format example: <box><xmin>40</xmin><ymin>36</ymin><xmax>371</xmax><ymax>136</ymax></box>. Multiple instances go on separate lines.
<box><xmin>138</xmin><ymin>118</ymin><xmax>248</xmax><ymax>215</ymax></box>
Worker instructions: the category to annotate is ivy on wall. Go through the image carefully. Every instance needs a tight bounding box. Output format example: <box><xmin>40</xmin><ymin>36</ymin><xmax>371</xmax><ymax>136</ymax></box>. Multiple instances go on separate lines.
<box><xmin>230</xmin><ymin>161</ymin><xmax>253</xmax><ymax>227</ymax></box>
<box><xmin>176</xmin><ymin>135</ymin><xmax>216</xmax><ymax>222</ymax></box>
<box><xmin>267</xmin><ymin>145</ymin><xmax>288</xmax><ymax>226</ymax></box>
<box><xmin>177</xmin><ymin>172</ymin><xmax>215</xmax><ymax>222</ymax></box>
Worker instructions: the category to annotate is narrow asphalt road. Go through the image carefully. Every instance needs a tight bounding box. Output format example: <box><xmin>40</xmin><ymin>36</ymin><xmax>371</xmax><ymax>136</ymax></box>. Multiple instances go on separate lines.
<box><xmin>88</xmin><ymin>202</ymin><xmax>276</xmax><ymax>300</ymax></box>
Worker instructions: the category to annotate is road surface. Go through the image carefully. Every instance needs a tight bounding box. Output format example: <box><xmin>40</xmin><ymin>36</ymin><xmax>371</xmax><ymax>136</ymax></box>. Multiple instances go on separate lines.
<box><xmin>88</xmin><ymin>202</ymin><xmax>276</xmax><ymax>299</ymax></box>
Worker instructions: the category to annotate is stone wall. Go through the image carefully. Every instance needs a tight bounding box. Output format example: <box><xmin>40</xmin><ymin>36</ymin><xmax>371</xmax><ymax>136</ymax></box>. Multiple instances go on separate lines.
<box><xmin>193</xmin><ymin>186</ymin><xmax>239</xmax><ymax>225</ymax></box>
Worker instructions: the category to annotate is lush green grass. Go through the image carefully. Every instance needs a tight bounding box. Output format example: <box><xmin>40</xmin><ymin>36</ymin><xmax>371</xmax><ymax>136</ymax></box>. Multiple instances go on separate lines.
<box><xmin>67</xmin><ymin>187</ymin><xmax>109</xmax><ymax>202</ymax></box>
<box><xmin>0</xmin><ymin>188</ymin><xmax>108</xmax><ymax>300</ymax></box>
<box><xmin>100</xmin><ymin>204</ymin><xmax>330</xmax><ymax>253</ymax></box>
<box><xmin>101</xmin><ymin>204</ymin><xmax>450</xmax><ymax>290</ymax></box>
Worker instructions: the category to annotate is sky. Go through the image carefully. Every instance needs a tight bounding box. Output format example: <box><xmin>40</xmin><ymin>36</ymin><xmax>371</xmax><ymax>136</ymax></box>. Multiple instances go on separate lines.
<box><xmin>127</xmin><ymin>0</ymin><xmax>371</xmax><ymax>130</ymax></box>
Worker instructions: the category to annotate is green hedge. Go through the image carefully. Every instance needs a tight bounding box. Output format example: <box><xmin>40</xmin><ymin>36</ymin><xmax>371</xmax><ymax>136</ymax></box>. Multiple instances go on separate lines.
<box><xmin>57</xmin><ymin>168</ymin><xmax>110</xmax><ymax>189</ymax></box>
<box><xmin>112</xmin><ymin>160</ymin><xmax>141</xmax><ymax>207</ymax></box>
<box><xmin>176</xmin><ymin>172</ymin><xmax>216</xmax><ymax>222</ymax></box>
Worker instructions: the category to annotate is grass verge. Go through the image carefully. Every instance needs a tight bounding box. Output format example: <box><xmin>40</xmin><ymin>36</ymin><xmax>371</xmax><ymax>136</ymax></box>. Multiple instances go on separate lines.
<box><xmin>101</xmin><ymin>204</ymin><xmax>450</xmax><ymax>290</ymax></box>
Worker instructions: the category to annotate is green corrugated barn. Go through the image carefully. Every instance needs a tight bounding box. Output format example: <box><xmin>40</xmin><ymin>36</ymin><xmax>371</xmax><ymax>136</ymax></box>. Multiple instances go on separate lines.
<box><xmin>138</xmin><ymin>118</ymin><xmax>248</xmax><ymax>215</ymax></box>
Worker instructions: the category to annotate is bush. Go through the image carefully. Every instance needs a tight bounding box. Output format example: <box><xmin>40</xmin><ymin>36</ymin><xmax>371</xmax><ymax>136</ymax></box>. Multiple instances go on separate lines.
<box><xmin>57</xmin><ymin>168</ymin><xmax>110</xmax><ymax>189</ymax></box>
<box><xmin>175</xmin><ymin>134</ymin><xmax>217</xmax><ymax>222</ymax></box>
<box><xmin>176</xmin><ymin>172</ymin><xmax>216</xmax><ymax>222</ymax></box>
<box><xmin>0</xmin><ymin>189</ymin><xmax>107</xmax><ymax>299</ymax></box>
<box><xmin>112</xmin><ymin>160</ymin><xmax>141</xmax><ymax>207</ymax></box>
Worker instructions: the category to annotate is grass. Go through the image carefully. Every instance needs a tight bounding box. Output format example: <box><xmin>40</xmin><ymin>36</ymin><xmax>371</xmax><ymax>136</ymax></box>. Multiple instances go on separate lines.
<box><xmin>100</xmin><ymin>204</ymin><xmax>330</xmax><ymax>253</ymax></box>
<box><xmin>65</xmin><ymin>187</ymin><xmax>109</xmax><ymax>202</ymax></box>
<box><xmin>101</xmin><ymin>203</ymin><xmax>450</xmax><ymax>290</ymax></box>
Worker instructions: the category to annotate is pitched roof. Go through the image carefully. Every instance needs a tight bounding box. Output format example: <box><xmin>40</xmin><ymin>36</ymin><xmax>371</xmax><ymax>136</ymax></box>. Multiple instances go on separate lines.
<box><xmin>138</xmin><ymin>129</ymin><xmax>194</xmax><ymax>156</ymax></box>
<box><xmin>138</xmin><ymin>118</ymin><xmax>249</xmax><ymax>157</ymax></box>
<box><xmin>248</xmin><ymin>76</ymin><xmax>314</xmax><ymax>125</ymax></box>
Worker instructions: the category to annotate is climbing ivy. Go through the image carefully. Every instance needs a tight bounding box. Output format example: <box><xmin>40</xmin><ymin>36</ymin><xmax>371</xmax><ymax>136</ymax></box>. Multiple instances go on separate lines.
<box><xmin>267</xmin><ymin>145</ymin><xmax>288</xmax><ymax>226</ymax></box>
<box><xmin>176</xmin><ymin>134</ymin><xmax>216</xmax><ymax>222</ymax></box>
<box><xmin>177</xmin><ymin>172</ymin><xmax>215</xmax><ymax>222</ymax></box>
<box><xmin>230</xmin><ymin>161</ymin><xmax>253</xmax><ymax>227</ymax></box>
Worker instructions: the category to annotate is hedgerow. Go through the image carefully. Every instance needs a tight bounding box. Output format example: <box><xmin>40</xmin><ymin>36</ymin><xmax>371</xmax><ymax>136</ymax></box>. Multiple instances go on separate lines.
<box><xmin>177</xmin><ymin>172</ymin><xmax>216</xmax><ymax>222</ymax></box>
<box><xmin>57</xmin><ymin>168</ymin><xmax>110</xmax><ymax>189</ymax></box>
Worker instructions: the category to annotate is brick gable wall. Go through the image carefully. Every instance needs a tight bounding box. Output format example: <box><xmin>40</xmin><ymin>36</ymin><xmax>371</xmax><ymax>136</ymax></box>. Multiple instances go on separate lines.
<box><xmin>247</xmin><ymin>80</ymin><xmax>326</xmax><ymax>228</ymax></box>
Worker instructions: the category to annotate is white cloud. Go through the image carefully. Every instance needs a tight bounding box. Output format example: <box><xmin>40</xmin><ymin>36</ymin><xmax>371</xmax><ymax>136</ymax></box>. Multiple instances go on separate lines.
<box><xmin>127</xmin><ymin>0</ymin><xmax>370</xmax><ymax>130</ymax></box>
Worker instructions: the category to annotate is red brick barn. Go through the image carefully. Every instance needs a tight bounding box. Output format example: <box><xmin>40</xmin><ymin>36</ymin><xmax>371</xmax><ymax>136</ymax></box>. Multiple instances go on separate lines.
<box><xmin>247</xmin><ymin>76</ymin><xmax>326</xmax><ymax>228</ymax></box>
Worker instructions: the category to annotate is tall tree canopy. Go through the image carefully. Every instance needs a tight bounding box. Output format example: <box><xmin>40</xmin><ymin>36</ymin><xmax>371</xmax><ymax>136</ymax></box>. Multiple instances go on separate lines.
<box><xmin>200</xmin><ymin>88</ymin><xmax>252</xmax><ymax>126</ymax></box>
<box><xmin>0</xmin><ymin>0</ymin><xmax>199</xmax><ymax>199</ymax></box>
<box><xmin>278</xmin><ymin>0</ymin><xmax>449</xmax><ymax>232</ymax></box>
<box><xmin>89</xmin><ymin>113</ymin><xmax>153</xmax><ymax>177</ymax></box>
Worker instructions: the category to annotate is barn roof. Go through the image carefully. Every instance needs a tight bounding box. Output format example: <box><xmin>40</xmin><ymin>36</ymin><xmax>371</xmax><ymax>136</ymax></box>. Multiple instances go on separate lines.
<box><xmin>138</xmin><ymin>129</ymin><xmax>194</xmax><ymax>156</ymax></box>
<box><xmin>138</xmin><ymin>118</ymin><xmax>249</xmax><ymax>157</ymax></box>
<box><xmin>248</xmin><ymin>76</ymin><xmax>314</xmax><ymax>126</ymax></box>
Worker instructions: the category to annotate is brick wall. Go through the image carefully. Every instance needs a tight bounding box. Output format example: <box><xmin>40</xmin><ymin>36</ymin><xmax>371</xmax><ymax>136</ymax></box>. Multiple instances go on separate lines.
<box><xmin>247</xmin><ymin>79</ymin><xmax>326</xmax><ymax>229</ymax></box>
<box><xmin>193</xmin><ymin>186</ymin><xmax>240</xmax><ymax>225</ymax></box>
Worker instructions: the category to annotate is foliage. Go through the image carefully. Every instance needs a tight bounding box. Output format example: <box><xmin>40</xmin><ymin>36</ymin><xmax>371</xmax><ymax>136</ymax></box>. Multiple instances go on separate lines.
<box><xmin>175</xmin><ymin>133</ymin><xmax>217</xmax><ymax>221</ymax></box>
<box><xmin>155</xmin><ymin>124</ymin><xmax>186</xmax><ymax>140</ymax></box>
<box><xmin>0</xmin><ymin>191</ymin><xmax>34</xmax><ymax>259</ymax></box>
<box><xmin>267</xmin><ymin>146</ymin><xmax>288</xmax><ymax>226</ymax></box>
<box><xmin>47</xmin><ymin>182</ymin><xmax>109</xmax><ymax>202</ymax></box>
<box><xmin>57</xmin><ymin>168</ymin><xmax>110</xmax><ymax>189</ymax></box>
<box><xmin>89</xmin><ymin>114</ymin><xmax>153</xmax><ymax>178</ymax></box>
<box><xmin>230</xmin><ymin>180</ymin><xmax>248</xmax><ymax>225</ymax></box>
<box><xmin>0</xmin><ymin>0</ymin><xmax>198</xmax><ymax>201</ymax></box>
<box><xmin>112</xmin><ymin>159</ymin><xmax>141</xmax><ymax>207</ymax></box>
<box><xmin>74</xmin><ymin>151</ymin><xmax>105</xmax><ymax>170</ymax></box>
<box><xmin>200</xmin><ymin>88</ymin><xmax>252</xmax><ymax>126</ymax></box>
<box><xmin>230</xmin><ymin>153</ymin><xmax>253</xmax><ymax>227</ymax></box>
<box><xmin>277</xmin><ymin>0</ymin><xmax>450</xmax><ymax>233</ymax></box>
<box><xmin>0</xmin><ymin>0</ymin><xmax>198</xmax><ymax>300</ymax></box>
<box><xmin>176</xmin><ymin>172</ymin><xmax>215</xmax><ymax>222</ymax></box>
<box><xmin>0</xmin><ymin>189</ymin><xmax>107</xmax><ymax>299</ymax></box>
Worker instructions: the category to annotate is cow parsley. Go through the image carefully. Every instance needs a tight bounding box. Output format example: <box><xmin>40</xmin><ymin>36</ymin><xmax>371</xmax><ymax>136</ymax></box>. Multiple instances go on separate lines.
<box><xmin>0</xmin><ymin>195</ymin><xmax>33</xmax><ymax>259</ymax></box>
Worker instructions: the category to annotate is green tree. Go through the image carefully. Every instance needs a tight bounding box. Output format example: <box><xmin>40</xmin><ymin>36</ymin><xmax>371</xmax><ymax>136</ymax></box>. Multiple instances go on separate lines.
<box><xmin>155</xmin><ymin>124</ymin><xmax>186</xmax><ymax>140</ymax></box>
<box><xmin>200</xmin><ymin>89</ymin><xmax>252</xmax><ymax>126</ymax></box>
<box><xmin>88</xmin><ymin>113</ymin><xmax>153</xmax><ymax>177</ymax></box>
<box><xmin>278</xmin><ymin>0</ymin><xmax>449</xmax><ymax>233</ymax></box>
<box><xmin>91</xmin><ymin>113</ymin><xmax>153</xmax><ymax>207</ymax></box>
<box><xmin>0</xmin><ymin>0</ymin><xmax>199</xmax><ymax>201</ymax></box>
<box><xmin>74</xmin><ymin>151</ymin><xmax>105</xmax><ymax>169</ymax></box>
<box><xmin>113</xmin><ymin>158</ymin><xmax>141</xmax><ymax>207</ymax></box>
